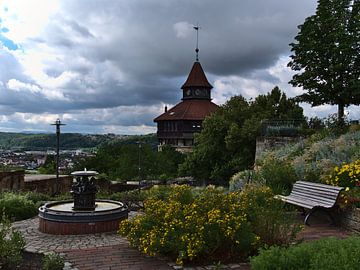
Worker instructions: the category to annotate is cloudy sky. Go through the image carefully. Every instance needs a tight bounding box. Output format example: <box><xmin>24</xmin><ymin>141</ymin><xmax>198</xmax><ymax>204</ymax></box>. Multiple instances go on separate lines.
<box><xmin>0</xmin><ymin>0</ymin><xmax>359</xmax><ymax>134</ymax></box>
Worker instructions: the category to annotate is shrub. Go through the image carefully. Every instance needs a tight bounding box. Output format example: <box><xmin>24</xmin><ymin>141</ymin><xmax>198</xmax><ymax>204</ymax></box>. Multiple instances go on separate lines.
<box><xmin>324</xmin><ymin>160</ymin><xmax>360</xmax><ymax>208</ymax></box>
<box><xmin>253</xmin><ymin>157</ymin><xmax>298</xmax><ymax>195</ymax></box>
<box><xmin>251</xmin><ymin>236</ymin><xmax>360</xmax><ymax>270</ymax></box>
<box><xmin>119</xmin><ymin>185</ymin><xmax>300</xmax><ymax>265</ymax></box>
<box><xmin>0</xmin><ymin>193</ymin><xmax>38</xmax><ymax>221</ymax></box>
<box><xmin>0</xmin><ymin>214</ymin><xmax>26</xmax><ymax>269</ymax></box>
<box><xmin>258</xmin><ymin>130</ymin><xmax>360</xmax><ymax>184</ymax></box>
<box><xmin>119</xmin><ymin>185</ymin><xmax>256</xmax><ymax>265</ymax></box>
<box><xmin>109</xmin><ymin>190</ymin><xmax>146</xmax><ymax>210</ymax></box>
<box><xmin>24</xmin><ymin>192</ymin><xmax>52</xmax><ymax>208</ymax></box>
<box><xmin>42</xmin><ymin>252</ymin><xmax>65</xmax><ymax>270</ymax></box>
<box><xmin>240</xmin><ymin>185</ymin><xmax>301</xmax><ymax>247</ymax></box>
<box><xmin>325</xmin><ymin>160</ymin><xmax>360</xmax><ymax>189</ymax></box>
<box><xmin>24</xmin><ymin>192</ymin><xmax>52</xmax><ymax>203</ymax></box>
<box><xmin>143</xmin><ymin>185</ymin><xmax>173</xmax><ymax>201</ymax></box>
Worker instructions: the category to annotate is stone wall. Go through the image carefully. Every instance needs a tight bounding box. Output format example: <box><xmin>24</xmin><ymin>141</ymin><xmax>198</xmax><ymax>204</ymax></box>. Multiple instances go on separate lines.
<box><xmin>0</xmin><ymin>170</ymin><xmax>25</xmax><ymax>191</ymax></box>
<box><xmin>24</xmin><ymin>175</ymin><xmax>73</xmax><ymax>194</ymax></box>
<box><xmin>340</xmin><ymin>208</ymin><xmax>360</xmax><ymax>233</ymax></box>
<box><xmin>255</xmin><ymin>136</ymin><xmax>302</xmax><ymax>161</ymax></box>
<box><xmin>0</xmin><ymin>171</ymin><xmax>138</xmax><ymax>194</ymax></box>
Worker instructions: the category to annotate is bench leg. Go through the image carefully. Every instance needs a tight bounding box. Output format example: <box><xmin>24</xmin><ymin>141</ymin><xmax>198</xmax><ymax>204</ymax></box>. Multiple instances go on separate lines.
<box><xmin>304</xmin><ymin>208</ymin><xmax>317</xmax><ymax>225</ymax></box>
<box><xmin>304</xmin><ymin>207</ymin><xmax>336</xmax><ymax>226</ymax></box>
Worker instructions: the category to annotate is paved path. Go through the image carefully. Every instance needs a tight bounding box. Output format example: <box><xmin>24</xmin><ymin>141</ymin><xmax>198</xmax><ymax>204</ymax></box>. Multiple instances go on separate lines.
<box><xmin>12</xmin><ymin>214</ymin><xmax>353</xmax><ymax>270</ymax></box>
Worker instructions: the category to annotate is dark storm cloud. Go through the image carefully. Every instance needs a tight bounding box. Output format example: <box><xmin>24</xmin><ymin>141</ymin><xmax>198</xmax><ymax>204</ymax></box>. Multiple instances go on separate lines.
<box><xmin>41</xmin><ymin>0</ymin><xmax>315</xmax><ymax>111</ymax></box>
<box><xmin>1</xmin><ymin>0</ymin><xmax>324</xmax><ymax>133</ymax></box>
<box><xmin>57</xmin><ymin>0</ymin><xmax>315</xmax><ymax>76</ymax></box>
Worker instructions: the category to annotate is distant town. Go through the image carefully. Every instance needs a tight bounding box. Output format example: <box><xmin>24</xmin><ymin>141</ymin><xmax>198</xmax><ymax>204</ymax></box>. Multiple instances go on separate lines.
<box><xmin>0</xmin><ymin>149</ymin><xmax>94</xmax><ymax>171</ymax></box>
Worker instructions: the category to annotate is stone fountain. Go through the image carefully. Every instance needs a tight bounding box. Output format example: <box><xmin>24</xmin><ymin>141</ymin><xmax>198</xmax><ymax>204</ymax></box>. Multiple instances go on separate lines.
<box><xmin>38</xmin><ymin>169</ymin><xmax>128</xmax><ymax>235</ymax></box>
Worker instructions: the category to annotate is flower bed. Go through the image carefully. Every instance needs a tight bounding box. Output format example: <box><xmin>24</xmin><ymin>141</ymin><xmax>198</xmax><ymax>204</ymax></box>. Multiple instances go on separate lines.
<box><xmin>119</xmin><ymin>185</ymin><xmax>300</xmax><ymax>265</ymax></box>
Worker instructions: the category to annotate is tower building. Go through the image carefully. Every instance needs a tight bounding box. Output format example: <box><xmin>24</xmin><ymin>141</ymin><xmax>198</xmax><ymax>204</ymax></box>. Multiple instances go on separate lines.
<box><xmin>154</xmin><ymin>45</ymin><xmax>218</xmax><ymax>152</ymax></box>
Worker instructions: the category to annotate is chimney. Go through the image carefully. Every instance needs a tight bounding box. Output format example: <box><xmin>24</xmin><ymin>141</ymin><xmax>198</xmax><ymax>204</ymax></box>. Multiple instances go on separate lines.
<box><xmin>165</xmin><ymin>105</ymin><xmax>168</xmax><ymax>113</ymax></box>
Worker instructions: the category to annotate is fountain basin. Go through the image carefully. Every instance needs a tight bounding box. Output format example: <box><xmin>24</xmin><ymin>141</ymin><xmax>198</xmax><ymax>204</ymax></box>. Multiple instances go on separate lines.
<box><xmin>38</xmin><ymin>199</ymin><xmax>128</xmax><ymax>235</ymax></box>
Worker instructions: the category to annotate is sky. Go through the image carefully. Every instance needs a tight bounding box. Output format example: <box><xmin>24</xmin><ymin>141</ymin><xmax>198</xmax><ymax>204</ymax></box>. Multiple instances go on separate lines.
<box><xmin>0</xmin><ymin>0</ymin><xmax>359</xmax><ymax>134</ymax></box>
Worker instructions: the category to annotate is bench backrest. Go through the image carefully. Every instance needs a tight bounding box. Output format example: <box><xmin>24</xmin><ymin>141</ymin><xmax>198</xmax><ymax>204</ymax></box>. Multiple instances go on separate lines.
<box><xmin>290</xmin><ymin>181</ymin><xmax>344</xmax><ymax>208</ymax></box>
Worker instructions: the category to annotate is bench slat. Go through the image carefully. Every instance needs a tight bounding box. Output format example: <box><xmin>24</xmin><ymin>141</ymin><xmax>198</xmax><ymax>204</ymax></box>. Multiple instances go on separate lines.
<box><xmin>282</xmin><ymin>195</ymin><xmax>335</xmax><ymax>208</ymax></box>
<box><xmin>295</xmin><ymin>181</ymin><xmax>343</xmax><ymax>191</ymax></box>
<box><xmin>291</xmin><ymin>191</ymin><xmax>339</xmax><ymax>203</ymax></box>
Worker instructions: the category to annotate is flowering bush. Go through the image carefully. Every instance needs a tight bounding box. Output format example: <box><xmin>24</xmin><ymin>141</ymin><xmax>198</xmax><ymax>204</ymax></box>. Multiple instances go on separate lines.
<box><xmin>119</xmin><ymin>185</ymin><xmax>255</xmax><ymax>264</ymax></box>
<box><xmin>119</xmin><ymin>185</ymin><xmax>300</xmax><ymax>265</ymax></box>
<box><xmin>324</xmin><ymin>160</ymin><xmax>360</xmax><ymax>208</ymax></box>
<box><xmin>325</xmin><ymin>160</ymin><xmax>360</xmax><ymax>188</ymax></box>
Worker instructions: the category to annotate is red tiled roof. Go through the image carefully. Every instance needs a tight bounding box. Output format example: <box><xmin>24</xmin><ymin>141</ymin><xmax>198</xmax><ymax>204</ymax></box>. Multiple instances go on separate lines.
<box><xmin>154</xmin><ymin>100</ymin><xmax>218</xmax><ymax>122</ymax></box>
<box><xmin>181</xmin><ymin>62</ymin><xmax>213</xmax><ymax>89</ymax></box>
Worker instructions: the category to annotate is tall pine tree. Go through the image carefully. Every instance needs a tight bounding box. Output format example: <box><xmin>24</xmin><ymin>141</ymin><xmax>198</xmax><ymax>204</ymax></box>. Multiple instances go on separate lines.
<box><xmin>288</xmin><ymin>0</ymin><xmax>360</xmax><ymax>122</ymax></box>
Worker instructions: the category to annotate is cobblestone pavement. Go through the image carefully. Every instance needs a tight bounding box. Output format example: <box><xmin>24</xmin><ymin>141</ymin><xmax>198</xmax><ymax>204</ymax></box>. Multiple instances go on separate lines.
<box><xmin>12</xmin><ymin>218</ymin><xmax>127</xmax><ymax>253</ymax></box>
<box><xmin>12</xmin><ymin>214</ymin><xmax>353</xmax><ymax>270</ymax></box>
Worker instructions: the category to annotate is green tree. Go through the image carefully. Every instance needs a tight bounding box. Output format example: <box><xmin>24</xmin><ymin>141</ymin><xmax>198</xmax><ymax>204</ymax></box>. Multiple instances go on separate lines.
<box><xmin>179</xmin><ymin>87</ymin><xmax>306</xmax><ymax>184</ymax></box>
<box><xmin>288</xmin><ymin>0</ymin><xmax>360</xmax><ymax>122</ymax></box>
<box><xmin>156</xmin><ymin>145</ymin><xmax>185</xmax><ymax>179</ymax></box>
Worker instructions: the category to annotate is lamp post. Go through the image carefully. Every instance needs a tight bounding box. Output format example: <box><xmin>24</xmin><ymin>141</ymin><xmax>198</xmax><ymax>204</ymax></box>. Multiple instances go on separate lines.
<box><xmin>51</xmin><ymin>118</ymin><xmax>65</xmax><ymax>195</ymax></box>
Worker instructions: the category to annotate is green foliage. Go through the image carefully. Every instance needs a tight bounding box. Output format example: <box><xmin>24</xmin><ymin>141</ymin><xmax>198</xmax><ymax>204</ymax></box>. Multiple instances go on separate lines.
<box><xmin>0</xmin><ymin>215</ymin><xmax>26</xmax><ymax>269</ymax></box>
<box><xmin>180</xmin><ymin>87</ymin><xmax>306</xmax><ymax>183</ymax></box>
<box><xmin>229</xmin><ymin>170</ymin><xmax>252</xmax><ymax>191</ymax></box>
<box><xmin>77</xmin><ymin>142</ymin><xmax>184</xmax><ymax>181</ymax></box>
<box><xmin>38</xmin><ymin>155</ymin><xmax>56</xmax><ymax>174</ymax></box>
<box><xmin>0</xmin><ymin>132</ymin><xmax>157</xmax><ymax>151</ymax></box>
<box><xmin>253</xmin><ymin>157</ymin><xmax>298</xmax><ymax>195</ymax></box>
<box><xmin>119</xmin><ymin>185</ymin><xmax>300</xmax><ymax>265</ymax></box>
<box><xmin>100</xmin><ymin>190</ymin><xmax>146</xmax><ymax>210</ymax></box>
<box><xmin>42</xmin><ymin>253</ymin><xmax>65</xmax><ymax>270</ymax></box>
<box><xmin>24</xmin><ymin>191</ymin><xmax>52</xmax><ymax>204</ymax></box>
<box><xmin>251</xmin><ymin>236</ymin><xmax>360</xmax><ymax>270</ymax></box>
<box><xmin>23</xmin><ymin>191</ymin><xmax>52</xmax><ymax>208</ymax></box>
<box><xmin>0</xmin><ymin>193</ymin><xmax>38</xmax><ymax>221</ymax></box>
<box><xmin>288</xmin><ymin>0</ymin><xmax>360</xmax><ymax>121</ymax></box>
<box><xmin>258</xmin><ymin>130</ymin><xmax>360</xmax><ymax>183</ymax></box>
<box><xmin>240</xmin><ymin>185</ymin><xmax>301</xmax><ymax>247</ymax></box>
<box><xmin>143</xmin><ymin>185</ymin><xmax>173</xmax><ymax>201</ymax></box>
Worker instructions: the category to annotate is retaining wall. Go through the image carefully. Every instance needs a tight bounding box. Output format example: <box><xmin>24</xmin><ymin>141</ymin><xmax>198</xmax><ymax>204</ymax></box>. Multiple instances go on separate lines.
<box><xmin>340</xmin><ymin>208</ymin><xmax>360</xmax><ymax>233</ymax></box>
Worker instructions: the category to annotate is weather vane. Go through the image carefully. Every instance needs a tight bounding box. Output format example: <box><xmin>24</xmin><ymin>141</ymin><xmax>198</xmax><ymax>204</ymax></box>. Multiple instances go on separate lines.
<box><xmin>193</xmin><ymin>23</ymin><xmax>200</xmax><ymax>62</ymax></box>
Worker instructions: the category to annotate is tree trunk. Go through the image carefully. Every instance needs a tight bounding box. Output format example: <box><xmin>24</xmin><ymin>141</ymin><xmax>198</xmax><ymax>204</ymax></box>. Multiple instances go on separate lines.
<box><xmin>338</xmin><ymin>102</ymin><xmax>345</xmax><ymax>125</ymax></box>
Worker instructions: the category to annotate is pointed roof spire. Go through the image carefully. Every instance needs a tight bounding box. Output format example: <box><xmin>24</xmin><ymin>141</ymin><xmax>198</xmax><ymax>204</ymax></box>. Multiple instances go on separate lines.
<box><xmin>181</xmin><ymin>61</ymin><xmax>213</xmax><ymax>89</ymax></box>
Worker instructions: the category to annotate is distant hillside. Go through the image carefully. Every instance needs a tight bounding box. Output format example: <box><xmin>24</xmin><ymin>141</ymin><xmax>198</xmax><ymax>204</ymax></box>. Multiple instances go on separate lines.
<box><xmin>0</xmin><ymin>132</ymin><xmax>157</xmax><ymax>150</ymax></box>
